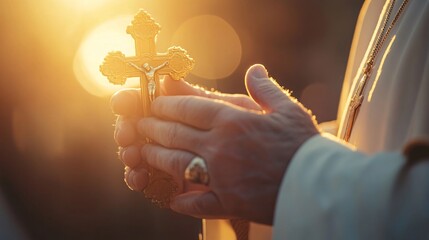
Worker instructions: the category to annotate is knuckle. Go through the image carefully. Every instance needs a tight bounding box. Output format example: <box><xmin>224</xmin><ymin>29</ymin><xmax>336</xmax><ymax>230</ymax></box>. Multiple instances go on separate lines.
<box><xmin>236</xmin><ymin>95</ymin><xmax>258</xmax><ymax>110</ymax></box>
<box><xmin>216</xmin><ymin>111</ymin><xmax>245</xmax><ymax>134</ymax></box>
<box><xmin>240</xmin><ymin>98</ymin><xmax>256</xmax><ymax>109</ymax></box>
<box><xmin>212</xmin><ymin>108</ymin><xmax>233</xmax><ymax>126</ymax></box>
<box><xmin>211</xmin><ymin>102</ymin><xmax>225</xmax><ymax>121</ymax></box>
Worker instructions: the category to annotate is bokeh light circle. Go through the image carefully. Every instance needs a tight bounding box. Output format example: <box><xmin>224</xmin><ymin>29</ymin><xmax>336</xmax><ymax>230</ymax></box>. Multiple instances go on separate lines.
<box><xmin>300</xmin><ymin>83</ymin><xmax>334</xmax><ymax>122</ymax></box>
<box><xmin>172</xmin><ymin>15</ymin><xmax>242</xmax><ymax>80</ymax></box>
<box><xmin>74</xmin><ymin>15</ymin><xmax>139</xmax><ymax>98</ymax></box>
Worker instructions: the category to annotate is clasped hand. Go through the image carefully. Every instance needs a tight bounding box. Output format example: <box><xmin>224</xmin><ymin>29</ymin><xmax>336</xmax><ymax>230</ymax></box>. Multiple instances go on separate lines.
<box><xmin>111</xmin><ymin>64</ymin><xmax>319</xmax><ymax>224</ymax></box>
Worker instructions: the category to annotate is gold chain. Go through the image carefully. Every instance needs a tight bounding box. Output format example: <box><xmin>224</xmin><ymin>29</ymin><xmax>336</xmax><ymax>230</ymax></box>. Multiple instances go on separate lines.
<box><xmin>343</xmin><ymin>0</ymin><xmax>410</xmax><ymax>141</ymax></box>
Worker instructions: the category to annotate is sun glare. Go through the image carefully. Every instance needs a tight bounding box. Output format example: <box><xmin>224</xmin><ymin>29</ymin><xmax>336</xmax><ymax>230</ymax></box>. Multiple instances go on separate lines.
<box><xmin>74</xmin><ymin>13</ymin><xmax>243</xmax><ymax>97</ymax></box>
<box><xmin>74</xmin><ymin>15</ymin><xmax>140</xmax><ymax>97</ymax></box>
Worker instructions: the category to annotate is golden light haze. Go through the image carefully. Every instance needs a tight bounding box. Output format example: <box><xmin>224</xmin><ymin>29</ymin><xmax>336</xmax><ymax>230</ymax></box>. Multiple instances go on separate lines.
<box><xmin>74</xmin><ymin>10</ymin><xmax>242</xmax><ymax>97</ymax></box>
<box><xmin>0</xmin><ymin>0</ymin><xmax>361</xmax><ymax>239</ymax></box>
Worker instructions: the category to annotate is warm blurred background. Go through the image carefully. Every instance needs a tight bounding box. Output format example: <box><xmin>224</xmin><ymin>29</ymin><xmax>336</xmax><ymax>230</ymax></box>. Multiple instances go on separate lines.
<box><xmin>0</xmin><ymin>0</ymin><xmax>361</xmax><ymax>239</ymax></box>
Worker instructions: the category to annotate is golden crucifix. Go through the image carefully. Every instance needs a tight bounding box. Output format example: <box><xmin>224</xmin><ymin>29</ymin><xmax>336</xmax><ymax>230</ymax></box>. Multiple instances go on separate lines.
<box><xmin>100</xmin><ymin>9</ymin><xmax>194</xmax><ymax>207</ymax></box>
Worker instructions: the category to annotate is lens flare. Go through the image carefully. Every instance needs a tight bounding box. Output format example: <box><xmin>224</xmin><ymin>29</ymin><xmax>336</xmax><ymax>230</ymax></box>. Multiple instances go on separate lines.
<box><xmin>172</xmin><ymin>15</ymin><xmax>242</xmax><ymax>80</ymax></box>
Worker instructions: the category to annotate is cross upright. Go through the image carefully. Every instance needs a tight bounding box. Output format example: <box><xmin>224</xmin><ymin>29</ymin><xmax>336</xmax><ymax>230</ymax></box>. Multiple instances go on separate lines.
<box><xmin>99</xmin><ymin>9</ymin><xmax>194</xmax><ymax>207</ymax></box>
<box><xmin>100</xmin><ymin>9</ymin><xmax>194</xmax><ymax>118</ymax></box>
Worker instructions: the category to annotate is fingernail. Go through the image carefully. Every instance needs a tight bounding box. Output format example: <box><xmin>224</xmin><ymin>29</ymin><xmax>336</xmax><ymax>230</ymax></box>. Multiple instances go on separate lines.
<box><xmin>131</xmin><ymin>171</ymin><xmax>139</xmax><ymax>191</ymax></box>
<box><xmin>111</xmin><ymin>90</ymin><xmax>137</xmax><ymax>114</ymax></box>
<box><xmin>133</xmin><ymin>170</ymin><xmax>148</xmax><ymax>191</ymax></box>
<box><xmin>250</xmin><ymin>64</ymin><xmax>268</xmax><ymax>79</ymax></box>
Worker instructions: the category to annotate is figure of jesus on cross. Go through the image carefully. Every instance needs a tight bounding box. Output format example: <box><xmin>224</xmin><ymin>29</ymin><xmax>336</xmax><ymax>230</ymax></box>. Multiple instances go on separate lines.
<box><xmin>128</xmin><ymin>61</ymin><xmax>169</xmax><ymax>102</ymax></box>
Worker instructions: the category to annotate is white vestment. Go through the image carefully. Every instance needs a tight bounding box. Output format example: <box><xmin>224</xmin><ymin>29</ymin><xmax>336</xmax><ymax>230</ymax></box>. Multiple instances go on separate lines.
<box><xmin>273</xmin><ymin>0</ymin><xmax>429</xmax><ymax>239</ymax></box>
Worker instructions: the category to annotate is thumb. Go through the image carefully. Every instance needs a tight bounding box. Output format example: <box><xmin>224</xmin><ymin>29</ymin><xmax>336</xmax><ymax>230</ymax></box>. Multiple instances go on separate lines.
<box><xmin>245</xmin><ymin>64</ymin><xmax>293</xmax><ymax>113</ymax></box>
<box><xmin>170</xmin><ymin>191</ymin><xmax>228</xmax><ymax>219</ymax></box>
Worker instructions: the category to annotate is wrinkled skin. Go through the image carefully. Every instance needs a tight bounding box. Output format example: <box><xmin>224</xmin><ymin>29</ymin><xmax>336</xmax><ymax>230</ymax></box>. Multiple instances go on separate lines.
<box><xmin>112</xmin><ymin>64</ymin><xmax>319</xmax><ymax>224</ymax></box>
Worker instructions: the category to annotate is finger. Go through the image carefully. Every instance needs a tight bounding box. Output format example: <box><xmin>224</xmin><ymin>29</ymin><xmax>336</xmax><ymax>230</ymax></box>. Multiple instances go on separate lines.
<box><xmin>245</xmin><ymin>64</ymin><xmax>294</xmax><ymax>113</ymax></box>
<box><xmin>141</xmin><ymin>143</ymin><xmax>195</xmax><ymax>181</ymax></box>
<box><xmin>125</xmin><ymin>167</ymin><xmax>150</xmax><ymax>192</ymax></box>
<box><xmin>170</xmin><ymin>191</ymin><xmax>227</xmax><ymax>219</ymax></box>
<box><xmin>205</xmin><ymin>92</ymin><xmax>261</xmax><ymax>111</ymax></box>
<box><xmin>162</xmin><ymin>76</ymin><xmax>261</xmax><ymax>110</ymax></box>
<box><xmin>110</xmin><ymin>89</ymin><xmax>142</xmax><ymax>116</ymax></box>
<box><xmin>114</xmin><ymin>116</ymin><xmax>137</xmax><ymax>147</ymax></box>
<box><xmin>120</xmin><ymin>145</ymin><xmax>144</xmax><ymax>168</ymax></box>
<box><xmin>139</xmin><ymin>117</ymin><xmax>207</xmax><ymax>150</ymax></box>
<box><xmin>151</xmin><ymin>95</ymin><xmax>235</xmax><ymax>130</ymax></box>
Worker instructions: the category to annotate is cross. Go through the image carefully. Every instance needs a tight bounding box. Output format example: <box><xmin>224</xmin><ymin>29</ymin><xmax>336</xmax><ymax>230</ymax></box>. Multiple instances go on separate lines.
<box><xmin>342</xmin><ymin>72</ymin><xmax>368</xmax><ymax>142</ymax></box>
<box><xmin>99</xmin><ymin>9</ymin><xmax>194</xmax><ymax>207</ymax></box>
<box><xmin>100</xmin><ymin>9</ymin><xmax>194</xmax><ymax>118</ymax></box>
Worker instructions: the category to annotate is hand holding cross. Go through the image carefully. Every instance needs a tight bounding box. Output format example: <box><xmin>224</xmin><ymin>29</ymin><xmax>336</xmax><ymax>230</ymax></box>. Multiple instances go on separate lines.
<box><xmin>100</xmin><ymin>9</ymin><xmax>194</xmax><ymax>207</ymax></box>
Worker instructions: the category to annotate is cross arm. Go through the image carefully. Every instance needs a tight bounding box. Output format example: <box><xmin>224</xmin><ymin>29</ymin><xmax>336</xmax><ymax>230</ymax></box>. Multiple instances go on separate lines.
<box><xmin>100</xmin><ymin>47</ymin><xmax>194</xmax><ymax>85</ymax></box>
<box><xmin>155</xmin><ymin>47</ymin><xmax>195</xmax><ymax>80</ymax></box>
<box><xmin>99</xmin><ymin>51</ymin><xmax>145</xmax><ymax>85</ymax></box>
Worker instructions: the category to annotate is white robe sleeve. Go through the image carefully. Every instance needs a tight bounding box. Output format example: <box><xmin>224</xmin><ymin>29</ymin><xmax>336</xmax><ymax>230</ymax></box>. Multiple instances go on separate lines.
<box><xmin>273</xmin><ymin>134</ymin><xmax>429</xmax><ymax>240</ymax></box>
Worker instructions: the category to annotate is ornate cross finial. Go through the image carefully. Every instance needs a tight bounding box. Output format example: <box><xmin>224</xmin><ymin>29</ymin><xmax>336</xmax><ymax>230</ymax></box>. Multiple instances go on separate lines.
<box><xmin>100</xmin><ymin>9</ymin><xmax>195</xmax><ymax>207</ymax></box>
